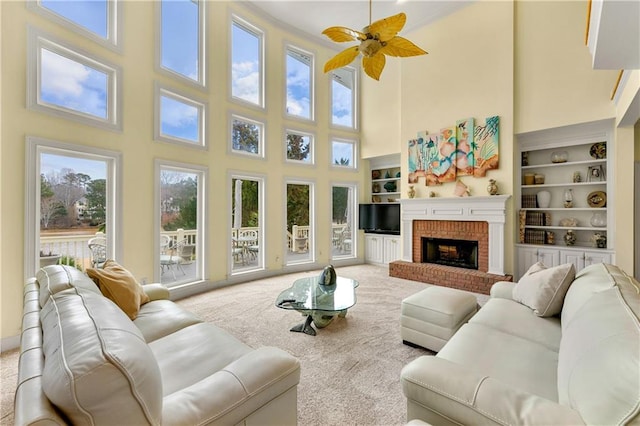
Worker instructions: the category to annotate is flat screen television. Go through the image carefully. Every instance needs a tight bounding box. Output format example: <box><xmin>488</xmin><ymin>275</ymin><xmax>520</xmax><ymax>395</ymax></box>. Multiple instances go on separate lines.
<box><xmin>358</xmin><ymin>203</ymin><xmax>400</xmax><ymax>235</ymax></box>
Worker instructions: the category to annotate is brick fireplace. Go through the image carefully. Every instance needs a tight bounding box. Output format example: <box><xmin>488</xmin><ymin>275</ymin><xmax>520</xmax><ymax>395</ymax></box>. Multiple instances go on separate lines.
<box><xmin>389</xmin><ymin>196</ymin><xmax>512</xmax><ymax>294</ymax></box>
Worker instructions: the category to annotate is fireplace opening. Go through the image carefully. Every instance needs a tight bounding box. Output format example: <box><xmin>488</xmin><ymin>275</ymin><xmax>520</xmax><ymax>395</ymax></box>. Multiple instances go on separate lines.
<box><xmin>421</xmin><ymin>237</ymin><xmax>479</xmax><ymax>270</ymax></box>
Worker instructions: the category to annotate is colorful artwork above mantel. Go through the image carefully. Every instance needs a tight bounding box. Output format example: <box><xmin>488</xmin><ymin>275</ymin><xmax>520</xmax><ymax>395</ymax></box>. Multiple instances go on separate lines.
<box><xmin>408</xmin><ymin>116</ymin><xmax>500</xmax><ymax>185</ymax></box>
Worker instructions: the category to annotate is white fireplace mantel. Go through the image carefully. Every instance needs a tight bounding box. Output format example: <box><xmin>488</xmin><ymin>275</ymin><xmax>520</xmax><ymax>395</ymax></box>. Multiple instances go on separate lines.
<box><xmin>399</xmin><ymin>195</ymin><xmax>511</xmax><ymax>275</ymax></box>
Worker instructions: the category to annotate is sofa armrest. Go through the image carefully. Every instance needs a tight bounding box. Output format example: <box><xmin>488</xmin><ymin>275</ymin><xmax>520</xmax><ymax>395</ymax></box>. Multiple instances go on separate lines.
<box><xmin>162</xmin><ymin>346</ymin><xmax>300</xmax><ymax>425</ymax></box>
<box><xmin>490</xmin><ymin>281</ymin><xmax>516</xmax><ymax>300</ymax></box>
<box><xmin>401</xmin><ymin>356</ymin><xmax>584</xmax><ymax>426</ymax></box>
<box><xmin>142</xmin><ymin>283</ymin><xmax>170</xmax><ymax>301</ymax></box>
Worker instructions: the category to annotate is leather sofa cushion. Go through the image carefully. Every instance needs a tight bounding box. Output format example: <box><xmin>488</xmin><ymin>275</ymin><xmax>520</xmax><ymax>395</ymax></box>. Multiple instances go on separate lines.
<box><xmin>149</xmin><ymin>322</ymin><xmax>253</xmax><ymax>396</ymax></box>
<box><xmin>558</xmin><ymin>264</ymin><xmax>640</xmax><ymax>425</ymax></box>
<box><xmin>469</xmin><ymin>298</ymin><xmax>562</xmax><ymax>352</ymax></box>
<box><xmin>134</xmin><ymin>299</ymin><xmax>203</xmax><ymax>343</ymax></box>
<box><xmin>36</xmin><ymin>265</ymin><xmax>101</xmax><ymax>307</ymax></box>
<box><xmin>438</xmin><ymin>322</ymin><xmax>559</xmax><ymax>402</ymax></box>
<box><xmin>41</xmin><ymin>286</ymin><xmax>162</xmax><ymax>425</ymax></box>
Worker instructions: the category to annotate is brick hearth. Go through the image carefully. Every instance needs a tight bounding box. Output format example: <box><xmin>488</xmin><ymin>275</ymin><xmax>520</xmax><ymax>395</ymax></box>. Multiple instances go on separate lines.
<box><xmin>390</xmin><ymin>219</ymin><xmax>512</xmax><ymax>294</ymax></box>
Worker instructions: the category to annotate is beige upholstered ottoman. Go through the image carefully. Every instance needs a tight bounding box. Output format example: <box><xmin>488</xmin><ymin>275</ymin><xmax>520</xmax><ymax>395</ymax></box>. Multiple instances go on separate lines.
<box><xmin>401</xmin><ymin>286</ymin><xmax>478</xmax><ymax>352</ymax></box>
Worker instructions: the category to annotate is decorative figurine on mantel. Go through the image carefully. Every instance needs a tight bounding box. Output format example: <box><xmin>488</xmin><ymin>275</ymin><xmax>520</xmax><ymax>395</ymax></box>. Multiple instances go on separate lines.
<box><xmin>486</xmin><ymin>179</ymin><xmax>498</xmax><ymax>195</ymax></box>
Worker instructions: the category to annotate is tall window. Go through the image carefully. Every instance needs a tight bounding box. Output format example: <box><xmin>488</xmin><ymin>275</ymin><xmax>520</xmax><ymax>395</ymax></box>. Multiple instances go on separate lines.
<box><xmin>285</xmin><ymin>46</ymin><xmax>313</xmax><ymax>120</ymax></box>
<box><xmin>230</xmin><ymin>114</ymin><xmax>264</xmax><ymax>157</ymax></box>
<box><xmin>285</xmin><ymin>129</ymin><xmax>314</xmax><ymax>164</ymax></box>
<box><xmin>29</xmin><ymin>0</ymin><xmax>120</xmax><ymax>50</ymax></box>
<box><xmin>231</xmin><ymin>17</ymin><xmax>263</xmax><ymax>107</ymax></box>
<box><xmin>28</xmin><ymin>28</ymin><xmax>121</xmax><ymax>130</ymax></box>
<box><xmin>155</xmin><ymin>84</ymin><xmax>207</xmax><ymax>148</ymax></box>
<box><xmin>157</xmin><ymin>163</ymin><xmax>206</xmax><ymax>287</ymax></box>
<box><xmin>331</xmin><ymin>138</ymin><xmax>357</xmax><ymax>169</ymax></box>
<box><xmin>330</xmin><ymin>67</ymin><xmax>357</xmax><ymax>129</ymax></box>
<box><xmin>285</xmin><ymin>181</ymin><xmax>314</xmax><ymax>265</ymax></box>
<box><xmin>159</xmin><ymin>0</ymin><xmax>205</xmax><ymax>85</ymax></box>
<box><xmin>231</xmin><ymin>175</ymin><xmax>264</xmax><ymax>273</ymax></box>
<box><xmin>331</xmin><ymin>184</ymin><xmax>357</xmax><ymax>259</ymax></box>
<box><xmin>26</xmin><ymin>137</ymin><xmax>121</xmax><ymax>276</ymax></box>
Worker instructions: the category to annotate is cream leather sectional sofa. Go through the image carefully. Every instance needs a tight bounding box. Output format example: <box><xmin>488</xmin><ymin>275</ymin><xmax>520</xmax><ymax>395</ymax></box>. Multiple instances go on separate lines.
<box><xmin>15</xmin><ymin>265</ymin><xmax>300</xmax><ymax>425</ymax></box>
<box><xmin>401</xmin><ymin>263</ymin><xmax>640</xmax><ymax>425</ymax></box>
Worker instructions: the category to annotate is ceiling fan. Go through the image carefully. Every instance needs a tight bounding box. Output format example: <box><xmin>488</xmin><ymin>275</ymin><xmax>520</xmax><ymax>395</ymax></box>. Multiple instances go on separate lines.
<box><xmin>322</xmin><ymin>0</ymin><xmax>428</xmax><ymax>81</ymax></box>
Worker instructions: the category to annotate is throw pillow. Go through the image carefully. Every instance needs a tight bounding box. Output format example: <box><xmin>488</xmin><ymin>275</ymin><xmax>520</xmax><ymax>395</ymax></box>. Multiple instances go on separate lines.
<box><xmin>513</xmin><ymin>262</ymin><xmax>576</xmax><ymax>317</ymax></box>
<box><xmin>86</xmin><ymin>260</ymin><xmax>150</xmax><ymax>320</ymax></box>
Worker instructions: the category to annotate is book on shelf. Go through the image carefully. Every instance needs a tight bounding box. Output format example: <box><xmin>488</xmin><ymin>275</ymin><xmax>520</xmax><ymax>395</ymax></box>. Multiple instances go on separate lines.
<box><xmin>521</xmin><ymin>194</ymin><xmax>537</xmax><ymax>209</ymax></box>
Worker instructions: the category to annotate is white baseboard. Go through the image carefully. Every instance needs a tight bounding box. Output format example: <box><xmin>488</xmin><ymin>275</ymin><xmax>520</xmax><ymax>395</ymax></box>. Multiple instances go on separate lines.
<box><xmin>1</xmin><ymin>334</ymin><xmax>20</xmax><ymax>353</ymax></box>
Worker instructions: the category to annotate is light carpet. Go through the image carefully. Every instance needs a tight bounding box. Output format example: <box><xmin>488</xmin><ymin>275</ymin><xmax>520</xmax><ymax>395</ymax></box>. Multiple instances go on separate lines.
<box><xmin>1</xmin><ymin>264</ymin><xmax>488</xmax><ymax>425</ymax></box>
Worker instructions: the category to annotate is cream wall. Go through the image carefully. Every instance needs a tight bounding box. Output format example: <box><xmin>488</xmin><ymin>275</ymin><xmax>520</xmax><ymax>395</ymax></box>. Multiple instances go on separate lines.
<box><xmin>360</xmin><ymin>0</ymin><xmax>636</xmax><ymax>275</ymax></box>
<box><xmin>362</xmin><ymin>0</ymin><xmax>516</xmax><ymax>273</ymax></box>
<box><xmin>0</xmin><ymin>2</ymin><xmax>365</xmax><ymax>343</ymax></box>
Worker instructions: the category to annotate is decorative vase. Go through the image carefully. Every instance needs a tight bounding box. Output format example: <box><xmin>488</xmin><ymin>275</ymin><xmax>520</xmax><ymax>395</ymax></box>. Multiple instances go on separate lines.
<box><xmin>536</xmin><ymin>190</ymin><xmax>551</xmax><ymax>208</ymax></box>
<box><xmin>564</xmin><ymin>188</ymin><xmax>573</xmax><ymax>208</ymax></box>
<box><xmin>486</xmin><ymin>179</ymin><xmax>498</xmax><ymax>195</ymax></box>
<box><xmin>407</xmin><ymin>185</ymin><xmax>416</xmax><ymax>199</ymax></box>
<box><xmin>383</xmin><ymin>181</ymin><xmax>397</xmax><ymax>192</ymax></box>
<box><xmin>590</xmin><ymin>212</ymin><xmax>606</xmax><ymax>227</ymax></box>
<box><xmin>564</xmin><ymin>229</ymin><xmax>577</xmax><ymax>246</ymax></box>
<box><xmin>372</xmin><ymin>183</ymin><xmax>380</xmax><ymax>193</ymax></box>
<box><xmin>591</xmin><ymin>233</ymin><xmax>607</xmax><ymax>248</ymax></box>
<box><xmin>572</xmin><ymin>171</ymin><xmax>581</xmax><ymax>183</ymax></box>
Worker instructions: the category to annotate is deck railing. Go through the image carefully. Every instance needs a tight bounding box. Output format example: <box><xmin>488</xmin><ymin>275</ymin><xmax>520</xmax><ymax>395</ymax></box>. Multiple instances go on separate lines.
<box><xmin>40</xmin><ymin>224</ymin><xmax>349</xmax><ymax>270</ymax></box>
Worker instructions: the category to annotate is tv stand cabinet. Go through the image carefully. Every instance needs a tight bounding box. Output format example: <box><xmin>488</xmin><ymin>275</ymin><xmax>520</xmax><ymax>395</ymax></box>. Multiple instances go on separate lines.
<box><xmin>365</xmin><ymin>233</ymin><xmax>401</xmax><ymax>265</ymax></box>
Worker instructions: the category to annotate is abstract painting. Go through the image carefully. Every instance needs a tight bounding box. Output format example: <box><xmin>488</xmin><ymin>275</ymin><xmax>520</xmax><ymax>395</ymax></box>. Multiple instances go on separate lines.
<box><xmin>473</xmin><ymin>116</ymin><xmax>500</xmax><ymax>177</ymax></box>
<box><xmin>408</xmin><ymin>115</ymin><xmax>500</xmax><ymax>185</ymax></box>
<box><xmin>455</xmin><ymin>118</ymin><xmax>474</xmax><ymax>176</ymax></box>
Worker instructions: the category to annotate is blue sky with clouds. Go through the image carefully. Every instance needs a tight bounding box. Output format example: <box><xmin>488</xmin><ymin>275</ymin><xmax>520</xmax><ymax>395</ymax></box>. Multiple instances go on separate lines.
<box><xmin>40</xmin><ymin>0</ymin><xmax>352</xmax><ymax>151</ymax></box>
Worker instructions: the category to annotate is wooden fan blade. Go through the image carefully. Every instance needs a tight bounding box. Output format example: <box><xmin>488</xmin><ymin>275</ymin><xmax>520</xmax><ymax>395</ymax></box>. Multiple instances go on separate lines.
<box><xmin>380</xmin><ymin>36</ymin><xmax>427</xmax><ymax>57</ymax></box>
<box><xmin>324</xmin><ymin>46</ymin><xmax>360</xmax><ymax>73</ymax></box>
<box><xmin>368</xmin><ymin>13</ymin><xmax>406</xmax><ymax>42</ymax></box>
<box><xmin>362</xmin><ymin>54</ymin><xmax>386</xmax><ymax>81</ymax></box>
<box><xmin>322</xmin><ymin>26</ymin><xmax>366</xmax><ymax>42</ymax></box>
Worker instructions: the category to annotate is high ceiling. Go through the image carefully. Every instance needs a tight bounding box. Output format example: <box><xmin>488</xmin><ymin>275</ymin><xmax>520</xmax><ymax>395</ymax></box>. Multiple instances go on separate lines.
<box><xmin>244</xmin><ymin>1</ymin><xmax>474</xmax><ymax>46</ymax></box>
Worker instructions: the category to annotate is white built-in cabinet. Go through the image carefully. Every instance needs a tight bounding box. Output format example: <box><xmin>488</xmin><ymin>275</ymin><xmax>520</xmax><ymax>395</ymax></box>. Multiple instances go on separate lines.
<box><xmin>515</xmin><ymin>120</ymin><xmax>615</xmax><ymax>280</ymax></box>
<box><xmin>365</xmin><ymin>234</ymin><xmax>401</xmax><ymax>265</ymax></box>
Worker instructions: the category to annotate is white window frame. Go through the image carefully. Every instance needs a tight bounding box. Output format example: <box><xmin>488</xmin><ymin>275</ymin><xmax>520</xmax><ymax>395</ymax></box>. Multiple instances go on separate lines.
<box><xmin>24</xmin><ymin>136</ymin><xmax>122</xmax><ymax>279</ymax></box>
<box><xmin>154</xmin><ymin>83</ymin><xmax>208</xmax><ymax>149</ymax></box>
<box><xmin>329</xmin><ymin>66</ymin><xmax>359</xmax><ymax>130</ymax></box>
<box><xmin>331</xmin><ymin>182</ymin><xmax>358</xmax><ymax>261</ymax></box>
<box><xmin>284</xmin><ymin>44</ymin><xmax>315</xmax><ymax>122</ymax></box>
<box><xmin>284</xmin><ymin>128</ymin><xmax>315</xmax><ymax>166</ymax></box>
<box><xmin>27</xmin><ymin>27</ymin><xmax>122</xmax><ymax>131</ymax></box>
<box><xmin>27</xmin><ymin>0</ymin><xmax>122</xmax><ymax>52</ymax></box>
<box><xmin>283</xmin><ymin>178</ymin><xmax>316</xmax><ymax>267</ymax></box>
<box><xmin>229</xmin><ymin>112</ymin><xmax>266</xmax><ymax>159</ymax></box>
<box><xmin>229</xmin><ymin>14</ymin><xmax>265</xmax><ymax>110</ymax></box>
<box><xmin>156</xmin><ymin>0</ymin><xmax>207</xmax><ymax>89</ymax></box>
<box><xmin>330</xmin><ymin>137</ymin><xmax>359</xmax><ymax>170</ymax></box>
<box><xmin>228</xmin><ymin>172</ymin><xmax>266</xmax><ymax>275</ymax></box>
<box><xmin>154</xmin><ymin>160</ymin><xmax>208</xmax><ymax>287</ymax></box>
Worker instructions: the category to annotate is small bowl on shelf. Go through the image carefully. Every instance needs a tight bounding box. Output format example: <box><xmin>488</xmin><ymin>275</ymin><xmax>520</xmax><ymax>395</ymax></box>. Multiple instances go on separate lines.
<box><xmin>551</xmin><ymin>151</ymin><xmax>568</xmax><ymax>163</ymax></box>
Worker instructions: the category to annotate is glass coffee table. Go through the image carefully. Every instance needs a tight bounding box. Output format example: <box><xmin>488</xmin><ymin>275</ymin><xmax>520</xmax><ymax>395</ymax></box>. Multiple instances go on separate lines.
<box><xmin>275</xmin><ymin>276</ymin><xmax>359</xmax><ymax>336</ymax></box>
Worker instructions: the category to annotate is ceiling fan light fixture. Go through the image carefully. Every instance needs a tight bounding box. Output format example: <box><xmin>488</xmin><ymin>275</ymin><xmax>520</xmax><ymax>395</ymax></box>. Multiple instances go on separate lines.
<box><xmin>322</xmin><ymin>2</ymin><xmax>427</xmax><ymax>81</ymax></box>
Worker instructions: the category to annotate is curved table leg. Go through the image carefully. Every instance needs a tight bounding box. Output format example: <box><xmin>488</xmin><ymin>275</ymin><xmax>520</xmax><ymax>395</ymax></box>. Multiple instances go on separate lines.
<box><xmin>290</xmin><ymin>315</ymin><xmax>316</xmax><ymax>336</ymax></box>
